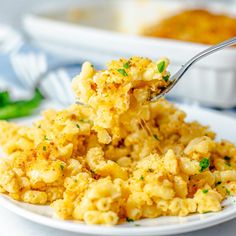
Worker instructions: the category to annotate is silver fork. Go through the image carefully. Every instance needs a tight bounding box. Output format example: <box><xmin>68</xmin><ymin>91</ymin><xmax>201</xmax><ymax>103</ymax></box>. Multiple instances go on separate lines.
<box><xmin>151</xmin><ymin>37</ymin><xmax>236</xmax><ymax>102</ymax></box>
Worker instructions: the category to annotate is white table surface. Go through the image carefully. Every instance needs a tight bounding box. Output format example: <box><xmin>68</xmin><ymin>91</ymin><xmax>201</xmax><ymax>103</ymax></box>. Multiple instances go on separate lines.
<box><xmin>0</xmin><ymin>204</ymin><xmax>236</xmax><ymax>236</ymax></box>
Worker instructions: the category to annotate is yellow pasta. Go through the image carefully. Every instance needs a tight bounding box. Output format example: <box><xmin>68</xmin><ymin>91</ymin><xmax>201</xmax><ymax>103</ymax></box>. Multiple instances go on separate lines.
<box><xmin>0</xmin><ymin>56</ymin><xmax>235</xmax><ymax>225</ymax></box>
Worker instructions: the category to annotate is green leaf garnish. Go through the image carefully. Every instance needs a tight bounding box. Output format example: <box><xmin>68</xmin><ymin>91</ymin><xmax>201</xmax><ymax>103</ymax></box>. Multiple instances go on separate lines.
<box><xmin>157</xmin><ymin>61</ymin><xmax>165</xmax><ymax>73</ymax></box>
<box><xmin>60</xmin><ymin>164</ymin><xmax>65</xmax><ymax>170</ymax></box>
<box><xmin>123</xmin><ymin>62</ymin><xmax>130</xmax><ymax>69</ymax></box>
<box><xmin>0</xmin><ymin>91</ymin><xmax>11</xmax><ymax>107</ymax></box>
<box><xmin>163</xmin><ymin>74</ymin><xmax>170</xmax><ymax>82</ymax></box>
<box><xmin>226</xmin><ymin>188</ymin><xmax>231</xmax><ymax>195</ymax></box>
<box><xmin>199</xmin><ymin>158</ymin><xmax>210</xmax><ymax>172</ymax></box>
<box><xmin>117</xmin><ymin>69</ymin><xmax>128</xmax><ymax>76</ymax></box>
<box><xmin>43</xmin><ymin>146</ymin><xmax>47</xmax><ymax>151</ymax></box>
<box><xmin>153</xmin><ymin>134</ymin><xmax>159</xmax><ymax>140</ymax></box>
<box><xmin>202</xmin><ymin>189</ymin><xmax>208</xmax><ymax>194</ymax></box>
<box><xmin>76</xmin><ymin>124</ymin><xmax>80</xmax><ymax>129</ymax></box>
<box><xmin>224</xmin><ymin>156</ymin><xmax>231</xmax><ymax>161</ymax></box>
<box><xmin>139</xmin><ymin>176</ymin><xmax>144</xmax><ymax>180</ymax></box>
<box><xmin>126</xmin><ymin>217</ymin><xmax>134</xmax><ymax>222</ymax></box>
<box><xmin>0</xmin><ymin>89</ymin><xmax>43</xmax><ymax>120</ymax></box>
<box><xmin>225</xmin><ymin>161</ymin><xmax>231</xmax><ymax>167</ymax></box>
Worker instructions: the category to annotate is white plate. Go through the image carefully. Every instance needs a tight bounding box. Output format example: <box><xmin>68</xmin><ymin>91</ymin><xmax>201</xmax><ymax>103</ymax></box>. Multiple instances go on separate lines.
<box><xmin>1</xmin><ymin>103</ymin><xmax>236</xmax><ymax>236</ymax></box>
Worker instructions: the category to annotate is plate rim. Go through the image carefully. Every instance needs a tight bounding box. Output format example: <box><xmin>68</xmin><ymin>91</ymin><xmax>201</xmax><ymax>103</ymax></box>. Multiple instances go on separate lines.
<box><xmin>1</xmin><ymin>195</ymin><xmax>236</xmax><ymax>236</ymax></box>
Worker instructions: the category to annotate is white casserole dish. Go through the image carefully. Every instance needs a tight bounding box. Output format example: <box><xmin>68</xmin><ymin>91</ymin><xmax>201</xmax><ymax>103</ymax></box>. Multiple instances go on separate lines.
<box><xmin>23</xmin><ymin>0</ymin><xmax>236</xmax><ymax>108</ymax></box>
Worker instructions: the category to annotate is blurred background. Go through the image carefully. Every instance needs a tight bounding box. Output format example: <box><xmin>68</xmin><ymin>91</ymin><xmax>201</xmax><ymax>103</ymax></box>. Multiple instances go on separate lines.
<box><xmin>1</xmin><ymin>0</ymin><xmax>236</xmax><ymax>120</ymax></box>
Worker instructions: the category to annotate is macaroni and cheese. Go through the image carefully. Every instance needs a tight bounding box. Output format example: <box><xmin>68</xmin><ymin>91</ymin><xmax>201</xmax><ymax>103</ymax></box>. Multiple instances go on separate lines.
<box><xmin>0</xmin><ymin>57</ymin><xmax>235</xmax><ymax>225</ymax></box>
<box><xmin>143</xmin><ymin>9</ymin><xmax>236</xmax><ymax>45</ymax></box>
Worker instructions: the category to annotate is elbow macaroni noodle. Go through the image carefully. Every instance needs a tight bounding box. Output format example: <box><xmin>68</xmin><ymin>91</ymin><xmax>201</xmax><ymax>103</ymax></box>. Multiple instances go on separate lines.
<box><xmin>0</xmin><ymin>57</ymin><xmax>235</xmax><ymax>225</ymax></box>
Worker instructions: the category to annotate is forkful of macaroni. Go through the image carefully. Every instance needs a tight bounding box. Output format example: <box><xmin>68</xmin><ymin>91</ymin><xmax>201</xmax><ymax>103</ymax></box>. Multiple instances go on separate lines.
<box><xmin>72</xmin><ymin>57</ymin><xmax>171</xmax><ymax>143</ymax></box>
<box><xmin>74</xmin><ymin>37</ymin><xmax>236</xmax><ymax>109</ymax></box>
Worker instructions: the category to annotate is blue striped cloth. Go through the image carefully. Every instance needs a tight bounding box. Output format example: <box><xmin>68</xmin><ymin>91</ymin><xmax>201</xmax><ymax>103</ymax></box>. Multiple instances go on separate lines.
<box><xmin>0</xmin><ymin>42</ymin><xmax>84</xmax><ymax>102</ymax></box>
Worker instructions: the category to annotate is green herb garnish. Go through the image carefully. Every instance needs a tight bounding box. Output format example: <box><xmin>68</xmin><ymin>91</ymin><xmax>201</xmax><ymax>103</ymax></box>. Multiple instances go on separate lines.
<box><xmin>157</xmin><ymin>61</ymin><xmax>165</xmax><ymax>73</ymax></box>
<box><xmin>224</xmin><ymin>156</ymin><xmax>231</xmax><ymax>161</ymax></box>
<box><xmin>225</xmin><ymin>161</ymin><xmax>231</xmax><ymax>167</ymax></box>
<box><xmin>153</xmin><ymin>134</ymin><xmax>159</xmax><ymax>141</ymax></box>
<box><xmin>0</xmin><ymin>89</ymin><xmax>43</xmax><ymax>120</ymax></box>
<box><xmin>202</xmin><ymin>189</ymin><xmax>208</xmax><ymax>194</ymax></box>
<box><xmin>163</xmin><ymin>74</ymin><xmax>170</xmax><ymax>82</ymax></box>
<box><xmin>79</xmin><ymin>119</ymin><xmax>92</xmax><ymax>124</ymax></box>
<box><xmin>0</xmin><ymin>91</ymin><xmax>11</xmax><ymax>106</ymax></box>
<box><xmin>139</xmin><ymin>176</ymin><xmax>144</xmax><ymax>180</ymax></box>
<box><xmin>76</xmin><ymin>124</ymin><xmax>80</xmax><ymax>129</ymax></box>
<box><xmin>44</xmin><ymin>135</ymin><xmax>49</xmax><ymax>141</ymax></box>
<box><xmin>215</xmin><ymin>181</ymin><xmax>222</xmax><ymax>187</ymax></box>
<box><xmin>117</xmin><ymin>69</ymin><xmax>128</xmax><ymax>76</ymax></box>
<box><xmin>43</xmin><ymin>146</ymin><xmax>47</xmax><ymax>151</ymax></box>
<box><xmin>126</xmin><ymin>217</ymin><xmax>134</xmax><ymax>222</ymax></box>
<box><xmin>134</xmin><ymin>224</ymin><xmax>140</xmax><ymax>226</ymax></box>
<box><xmin>60</xmin><ymin>164</ymin><xmax>65</xmax><ymax>171</ymax></box>
<box><xmin>123</xmin><ymin>61</ymin><xmax>130</xmax><ymax>69</ymax></box>
<box><xmin>226</xmin><ymin>188</ymin><xmax>231</xmax><ymax>195</ymax></box>
<box><xmin>199</xmin><ymin>158</ymin><xmax>210</xmax><ymax>172</ymax></box>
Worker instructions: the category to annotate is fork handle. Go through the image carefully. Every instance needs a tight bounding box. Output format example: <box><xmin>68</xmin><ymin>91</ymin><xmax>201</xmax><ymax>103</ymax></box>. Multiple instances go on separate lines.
<box><xmin>171</xmin><ymin>37</ymin><xmax>236</xmax><ymax>87</ymax></box>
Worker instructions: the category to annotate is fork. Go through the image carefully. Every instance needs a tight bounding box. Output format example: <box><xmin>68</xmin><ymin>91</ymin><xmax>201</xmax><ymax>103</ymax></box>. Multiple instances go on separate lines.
<box><xmin>151</xmin><ymin>37</ymin><xmax>236</xmax><ymax>102</ymax></box>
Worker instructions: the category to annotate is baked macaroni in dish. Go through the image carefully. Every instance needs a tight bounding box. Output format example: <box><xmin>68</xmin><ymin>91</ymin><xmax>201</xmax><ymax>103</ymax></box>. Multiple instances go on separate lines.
<box><xmin>143</xmin><ymin>9</ymin><xmax>236</xmax><ymax>45</ymax></box>
<box><xmin>0</xmin><ymin>57</ymin><xmax>236</xmax><ymax>225</ymax></box>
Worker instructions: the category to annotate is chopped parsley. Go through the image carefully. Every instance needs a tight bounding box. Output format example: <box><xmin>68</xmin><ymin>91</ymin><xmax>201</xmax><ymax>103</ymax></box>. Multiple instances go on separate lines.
<box><xmin>226</xmin><ymin>188</ymin><xmax>231</xmax><ymax>195</ymax></box>
<box><xmin>79</xmin><ymin>119</ymin><xmax>92</xmax><ymax>124</ymax></box>
<box><xmin>224</xmin><ymin>156</ymin><xmax>231</xmax><ymax>161</ymax></box>
<box><xmin>134</xmin><ymin>224</ymin><xmax>140</xmax><ymax>227</ymax></box>
<box><xmin>202</xmin><ymin>189</ymin><xmax>208</xmax><ymax>194</ymax></box>
<box><xmin>117</xmin><ymin>68</ymin><xmax>128</xmax><ymax>76</ymax></box>
<box><xmin>140</xmin><ymin>176</ymin><xmax>144</xmax><ymax>180</ymax></box>
<box><xmin>44</xmin><ymin>135</ymin><xmax>49</xmax><ymax>141</ymax></box>
<box><xmin>215</xmin><ymin>181</ymin><xmax>222</xmax><ymax>187</ymax></box>
<box><xmin>60</xmin><ymin>164</ymin><xmax>65</xmax><ymax>171</ymax></box>
<box><xmin>157</xmin><ymin>61</ymin><xmax>165</xmax><ymax>73</ymax></box>
<box><xmin>153</xmin><ymin>134</ymin><xmax>159</xmax><ymax>141</ymax></box>
<box><xmin>199</xmin><ymin>158</ymin><xmax>210</xmax><ymax>172</ymax></box>
<box><xmin>203</xmin><ymin>211</ymin><xmax>211</xmax><ymax>214</ymax></box>
<box><xmin>123</xmin><ymin>61</ymin><xmax>130</xmax><ymax>69</ymax></box>
<box><xmin>126</xmin><ymin>217</ymin><xmax>134</xmax><ymax>222</ymax></box>
<box><xmin>43</xmin><ymin>146</ymin><xmax>47</xmax><ymax>151</ymax></box>
<box><xmin>76</xmin><ymin>124</ymin><xmax>80</xmax><ymax>129</ymax></box>
<box><xmin>225</xmin><ymin>161</ymin><xmax>231</xmax><ymax>167</ymax></box>
<box><xmin>163</xmin><ymin>74</ymin><xmax>170</xmax><ymax>82</ymax></box>
<box><xmin>224</xmin><ymin>156</ymin><xmax>231</xmax><ymax>167</ymax></box>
